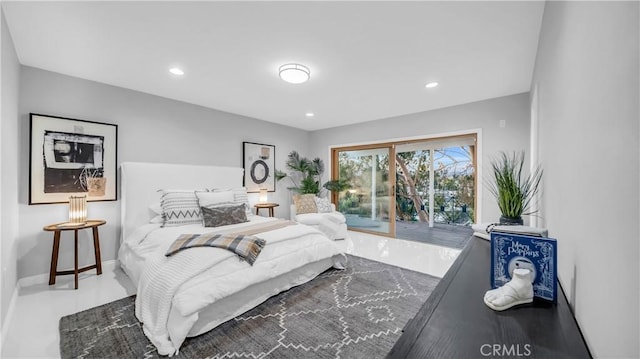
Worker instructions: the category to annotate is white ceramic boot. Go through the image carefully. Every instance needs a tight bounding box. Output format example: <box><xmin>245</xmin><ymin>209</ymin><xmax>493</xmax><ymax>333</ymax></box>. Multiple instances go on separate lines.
<box><xmin>484</xmin><ymin>268</ymin><xmax>534</xmax><ymax>311</ymax></box>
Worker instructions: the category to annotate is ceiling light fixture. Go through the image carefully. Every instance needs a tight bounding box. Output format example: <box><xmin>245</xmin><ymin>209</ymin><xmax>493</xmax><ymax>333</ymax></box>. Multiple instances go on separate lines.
<box><xmin>305</xmin><ymin>112</ymin><xmax>315</xmax><ymax>117</ymax></box>
<box><xmin>279</xmin><ymin>63</ymin><xmax>310</xmax><ymax>84</ymax></box>
<box><xmin>169</xmin><ymin>67</ymin><xmax>184</xmax><ymax>76</ymax></box>
<box><xmin>425</xmin><ymin>82</ymin><xmax>439</xmax><ymax>88</ymax></box>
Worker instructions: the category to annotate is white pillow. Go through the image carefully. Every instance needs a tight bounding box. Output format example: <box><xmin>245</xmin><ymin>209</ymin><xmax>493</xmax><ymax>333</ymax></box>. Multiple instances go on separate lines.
<box><xmin>315</xmin><ymin>197</ymin><xmax>333</xmax><ymax>213</ymax></box>
<box><xmin>160</xmin><ymin>189</ymin><xmax>206</xmax><ymax>227</ymax></box>
<box><xmin>196</xmin><ymin>191</ymin><xmax>235</xmax><ymax>208</ymax></box>
<box><xmin>149</xmin><ymin>202</ymin><xmax>163</xmax><ymax>223</ymax></box>
<box><xmin>150</xmin><ymin>215</ymin><xmax>163</xmax><ymax>224</ymax></box>
<box><xmin>212</xmin><ymin>187</ymin><xmax>251</xmax><ymax>215</ymax></box>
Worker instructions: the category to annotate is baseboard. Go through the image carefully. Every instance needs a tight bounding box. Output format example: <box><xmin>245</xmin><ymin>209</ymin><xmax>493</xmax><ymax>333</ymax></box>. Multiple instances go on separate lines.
<box><xmin>2</xmin><ymin>259</ymin><xmax>118</xmax><ymax>352</ymax></box>
<box><xmin>1</xmin><ymin>287</ymin><xmax>18</xmax><ymax>352</ymax></box>
<box><xmin>16</xmin><ymin>272</ymin><xmax>49</xmax><ymax>289</ymax></box>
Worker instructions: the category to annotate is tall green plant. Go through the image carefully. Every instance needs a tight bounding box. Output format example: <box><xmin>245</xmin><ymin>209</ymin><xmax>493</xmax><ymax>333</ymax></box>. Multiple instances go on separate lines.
<box><xmin>487</xmin><ymin>151</ymin><xmax>543</xmax><ymax>221</ymax></box>
<box><xmin>275</xmin><ymin>151</ymin><xmax>349</xmax><ymax>195</ymax></box>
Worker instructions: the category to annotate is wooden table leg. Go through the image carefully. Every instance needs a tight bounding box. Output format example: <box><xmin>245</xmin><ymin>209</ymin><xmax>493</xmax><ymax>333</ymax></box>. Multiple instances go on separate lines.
<box><xmin>255</xmin><ymin>207</ymin><xmax>259</xmax><ymax>215</ymax></box>
<box><xmin>49</xmin><ymin>231</ymin><xmax>61</xmax><ymax>285</ymax></box>
<box><xmin>269</xmin><ymin>208</ymin><xmax>274</xmax><ymax>217</ymax></box>
<box><xmin>74</xmin><ymin>229</ymin><xmax>79</xmax><ymax>290</ymax></box>
<box><xmin>93</xmin><ymin>226</ymin><xmax>102</xmax><ymax>275</ymax></box>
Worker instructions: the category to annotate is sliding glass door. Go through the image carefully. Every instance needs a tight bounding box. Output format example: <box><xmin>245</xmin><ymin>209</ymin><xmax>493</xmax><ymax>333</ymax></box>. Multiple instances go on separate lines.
<box><xmin>330</xmin><ymin>134</ymin><xmax>477</xmax><ymax>242</ymax></box>
<box><xmin>332</xmin><ymin>145</ymin><xmax>395</xmax><ymax>237</ymax></box>
<box><xmin>395</xmin><ymin>136</ymin><xmax>476</xmax><ymax>228</ymax></box>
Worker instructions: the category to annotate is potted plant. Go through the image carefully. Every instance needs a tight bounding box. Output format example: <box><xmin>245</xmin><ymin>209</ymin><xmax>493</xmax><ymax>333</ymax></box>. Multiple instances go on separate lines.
<box><xmin>275</xmin><ymin>151</ymin><xmax>350</xmax><ymax>195</ymax></box>
<box><xmin>487</xmin><ymin>151</ymin><xmax>543</xmax><ymax>225</ymax></box>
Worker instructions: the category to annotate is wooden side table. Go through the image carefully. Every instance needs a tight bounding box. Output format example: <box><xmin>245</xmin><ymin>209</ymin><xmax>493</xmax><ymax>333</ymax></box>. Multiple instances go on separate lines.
<box><xmin>254</xmin><ymin>203</ymin><xmax>279</xmax><ymax>217</ymax></box>
<box><xmin>43</xmin><ymin>220</ymin><xmax>106</xmax><ymax>290</ymax></box>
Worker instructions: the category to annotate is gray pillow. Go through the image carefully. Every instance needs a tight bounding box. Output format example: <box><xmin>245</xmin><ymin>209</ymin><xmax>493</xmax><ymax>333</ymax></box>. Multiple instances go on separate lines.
<box><xmin>201</xmin><ymin>204</ymin><xmax>249</xmax><ymax>227</ymax></box>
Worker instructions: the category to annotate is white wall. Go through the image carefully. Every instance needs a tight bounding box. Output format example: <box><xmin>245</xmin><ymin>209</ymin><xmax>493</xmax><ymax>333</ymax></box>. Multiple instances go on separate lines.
<box><xmin>16</xmin><ymin>66</ymin><xmax>310</xmax><ymax>279</ymax></box>
<box><xmin>1</xmin><ymin>8</ymin><xmax>20</xmax><ymax>338</ymax></box>
<box><xmin>308</xmin><ymin>93</ymin><xmax>531</xmax><ymax>224</ymax></box>
<box><xmin>531</xmin><ymin>2</ymin><xmax>639</xmax><ymax>357</ymax></box>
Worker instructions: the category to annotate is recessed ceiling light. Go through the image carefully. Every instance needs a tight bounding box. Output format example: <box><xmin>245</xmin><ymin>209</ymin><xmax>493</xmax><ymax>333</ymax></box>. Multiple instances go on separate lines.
<box><xmin>425</xmin><ymin>82</ymin><xmax>439</xmax><ymax>88</ymax></box>
<box><xmin>169</xmin><ymin>67</ymin><xmax>184</xmax><ymax>76</ymax></box>
<box><xmin>305</xmin><ymin>112</ymin><xmax>315</xmax><ymax>117</ymax></box>
<box><xmin>279</xmin><ymin>63</ymin><xmax>310</xmax><ymax>84</ymax></box>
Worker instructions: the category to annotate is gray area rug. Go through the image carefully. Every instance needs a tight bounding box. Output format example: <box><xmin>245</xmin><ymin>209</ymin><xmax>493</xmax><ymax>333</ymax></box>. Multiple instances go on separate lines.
<box><xmin>59</xmin><ymin>255</ymin><xmax>439</xmax><ymax>358</ymax></box>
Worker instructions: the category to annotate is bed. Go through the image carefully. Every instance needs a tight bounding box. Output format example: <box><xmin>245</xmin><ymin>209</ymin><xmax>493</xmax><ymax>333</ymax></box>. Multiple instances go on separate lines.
<box><xmin>118</xmin><ymin>162</ymin><xmax>346</xmax><ymax>356</ymax></box>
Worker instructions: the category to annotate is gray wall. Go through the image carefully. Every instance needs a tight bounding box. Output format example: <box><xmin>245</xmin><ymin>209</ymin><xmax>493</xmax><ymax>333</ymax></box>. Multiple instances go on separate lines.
<box><xmin>16</xmin><ymin>66</ymin><xmax>310</xmax><ymax>279</ymax></box>
<box><xmin>308</xmin><ymin>93</ymin><xmax>531</xmax><ymax>224</ymax></box>
<box><xmin>531</xmin><ymin>1</ymin><xmax>639</xmax><ymax>357</ymax></box>
<box><xmin>1</xmin><ymin>8</ymin><xmax>21</xmax><ymax>334</ymax></box>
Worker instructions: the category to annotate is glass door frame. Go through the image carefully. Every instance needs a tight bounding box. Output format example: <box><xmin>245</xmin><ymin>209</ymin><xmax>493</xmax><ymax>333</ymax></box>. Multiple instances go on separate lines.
<box><xmin>330</xmin><ymin>133</ymin><xmax>478</xmax><ymax>238</ymax></box>
<box><xmin>331</xmin><ymin>143</ymin><xmax>397</xmax><ymax>238</ymax></box>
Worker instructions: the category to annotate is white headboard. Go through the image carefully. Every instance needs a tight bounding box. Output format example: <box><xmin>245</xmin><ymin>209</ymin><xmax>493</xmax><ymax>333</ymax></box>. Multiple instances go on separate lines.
<box><xmin>120</xmin><ymin>162</ymin><xmax>244</xmax><ymax>243</ymax></box>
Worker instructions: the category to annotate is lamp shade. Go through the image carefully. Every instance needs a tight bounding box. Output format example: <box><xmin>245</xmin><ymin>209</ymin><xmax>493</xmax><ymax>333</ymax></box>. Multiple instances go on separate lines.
<box><xmin>259</xmin><ymin>188</ymin><xmax>268</xmax><ymax>203</ymax></box>
<box><xmin>68</xmin><ymin>195</ymin><xmax>87</xmax><ymax>225</ymax></box>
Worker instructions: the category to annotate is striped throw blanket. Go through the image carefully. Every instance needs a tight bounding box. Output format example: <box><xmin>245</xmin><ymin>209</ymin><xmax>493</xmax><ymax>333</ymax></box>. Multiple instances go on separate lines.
<box><xmin>166</xmin><ymin>233</ymin><xmax>265</xmax><ymax>265</ymax></box>
<box><xmin>165</xmin><ymin>219</ymin><xmax>297</xmax><ymax>265</ymax></box>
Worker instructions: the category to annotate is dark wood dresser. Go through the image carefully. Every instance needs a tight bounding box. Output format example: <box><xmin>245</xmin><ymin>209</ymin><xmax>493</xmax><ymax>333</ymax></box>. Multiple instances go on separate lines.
<box><xmin>388</xmin><ymin>236</ymin><xmax>591</xmax><ymax>359</ymax></box>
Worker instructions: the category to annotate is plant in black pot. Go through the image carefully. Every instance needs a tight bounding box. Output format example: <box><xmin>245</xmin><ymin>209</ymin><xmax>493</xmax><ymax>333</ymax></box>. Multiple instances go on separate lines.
<box><xmin>487</xmin><ymin>151</ymin><xmax>543</xmax><ymax>225</ymax></box>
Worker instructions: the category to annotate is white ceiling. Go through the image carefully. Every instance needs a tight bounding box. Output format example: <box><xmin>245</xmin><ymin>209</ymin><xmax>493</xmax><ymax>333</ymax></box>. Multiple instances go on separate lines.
<box><xmin>2</xmin><ymin>1</ymin><xmax>545</xmax><ymax>131</ymax></box>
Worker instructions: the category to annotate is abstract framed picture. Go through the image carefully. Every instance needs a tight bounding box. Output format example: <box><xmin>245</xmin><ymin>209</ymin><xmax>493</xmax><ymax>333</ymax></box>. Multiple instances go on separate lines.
<box><xmin>29</xmin><ymin>113</ymin><xmax>118</xmax><ymax>204</ymax></box>
<box><xmin>243</xmin><ymin>142</ymin><xmax>275</xmax><ymax>193</ymax></box>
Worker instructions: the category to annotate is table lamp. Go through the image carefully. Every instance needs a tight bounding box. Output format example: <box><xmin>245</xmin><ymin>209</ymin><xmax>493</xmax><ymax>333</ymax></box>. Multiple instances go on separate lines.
<box><xmin>259</xmin><ymin>188</ymin><xmax>268</xmax><ymax>203</ymax></box>
<box><xmin>68</xmin><ymin>195</ymin><xmax>87</xmax><ymax>225</ymax></box>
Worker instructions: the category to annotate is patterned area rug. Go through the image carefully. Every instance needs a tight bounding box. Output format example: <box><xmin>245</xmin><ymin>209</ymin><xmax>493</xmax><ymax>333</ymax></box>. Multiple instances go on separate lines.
<box><xmin>59</xmin><ymin>255</ymin><xmax>440</xmax><ymax>358</ymax></box>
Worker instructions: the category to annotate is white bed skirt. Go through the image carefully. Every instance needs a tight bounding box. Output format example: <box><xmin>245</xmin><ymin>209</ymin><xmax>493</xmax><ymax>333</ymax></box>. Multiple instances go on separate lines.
<box><xmin>120</xmin><ymin>242</ymin><xmax>343</xmax><ymax>341</ymax></box>
<box><xmin>117</xmin><ymin>242</ymin><xmax>146</xmax><ymax>286</ymax></box>
<box><xmin>178</xmin><ymin>256</ymin><xmax>340</xmax><ymax>337</ymax></box>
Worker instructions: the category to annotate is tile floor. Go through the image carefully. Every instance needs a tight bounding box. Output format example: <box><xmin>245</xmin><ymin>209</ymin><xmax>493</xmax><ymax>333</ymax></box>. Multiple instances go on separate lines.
<box><xmin>1</xmin><ymin>231</ymin><xmax>461</xmax><ymax>359</ymax></box>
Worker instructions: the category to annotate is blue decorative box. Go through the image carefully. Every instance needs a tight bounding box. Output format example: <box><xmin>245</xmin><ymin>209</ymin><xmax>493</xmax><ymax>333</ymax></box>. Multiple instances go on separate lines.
<box><xmin>490</xmin><ymin>231</ymin><xmax>558</xmax><ymax>302</ymax></box>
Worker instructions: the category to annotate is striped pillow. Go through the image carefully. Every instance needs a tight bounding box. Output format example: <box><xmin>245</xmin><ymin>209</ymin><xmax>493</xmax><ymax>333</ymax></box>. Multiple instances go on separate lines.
<box><xmin>160</xmin><ymin>189</ymin><xmax>206</xmax><ymax>227</ymax></box>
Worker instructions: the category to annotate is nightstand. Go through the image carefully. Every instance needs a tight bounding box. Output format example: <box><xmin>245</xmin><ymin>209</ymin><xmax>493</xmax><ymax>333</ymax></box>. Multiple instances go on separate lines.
<box><xmin>43</xmin><ymin>220</ymin><xmax>106</xmax><ymax>289</ymax></box>
<box><xmin>254</xmin><ymin>203</ymin><xmax>279</xmax><ymax>217</ymax></box>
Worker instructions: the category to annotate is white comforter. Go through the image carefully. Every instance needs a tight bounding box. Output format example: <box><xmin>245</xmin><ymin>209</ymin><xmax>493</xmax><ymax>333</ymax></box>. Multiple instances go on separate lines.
<box><xmin>130</xmin><ymin>217</ymin><xmax>345</xmax><ymax>356</ymax></box>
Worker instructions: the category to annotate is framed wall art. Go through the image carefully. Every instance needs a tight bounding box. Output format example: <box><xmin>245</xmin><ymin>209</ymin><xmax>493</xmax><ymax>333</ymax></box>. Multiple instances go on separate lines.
<box><xmin>29</xmin><ymin>113</ymin><xmax>118</xmax><ymax>204</ymax></box>
<box><xmin>243</xmin><ymin>142</ymin><xmax>275</xmax><ymax>193</ymax></box>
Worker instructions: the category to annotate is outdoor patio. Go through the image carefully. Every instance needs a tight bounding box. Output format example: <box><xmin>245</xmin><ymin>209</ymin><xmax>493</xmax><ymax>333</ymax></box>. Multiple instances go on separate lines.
<box><xmin>395</xmin><ymin>221</ymin><xmax>473</xmax><ymax>249</ymax></box>
<box><xmin>345</xmin><ymin>214</ymin><xmax>474</xmax><ymax>250</ymax></box>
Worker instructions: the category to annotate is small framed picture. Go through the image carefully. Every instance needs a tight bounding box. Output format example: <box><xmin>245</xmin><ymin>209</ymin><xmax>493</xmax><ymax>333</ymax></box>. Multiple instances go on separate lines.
<box><xmin>243</xmin><ymin>142</ymin><xmax>275</xmax><ymax>193</ymax></box>
<box><xmin>29</xmin><ymin>113</ymin><xmax>118</xmax><ymax>204</ymax></box>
